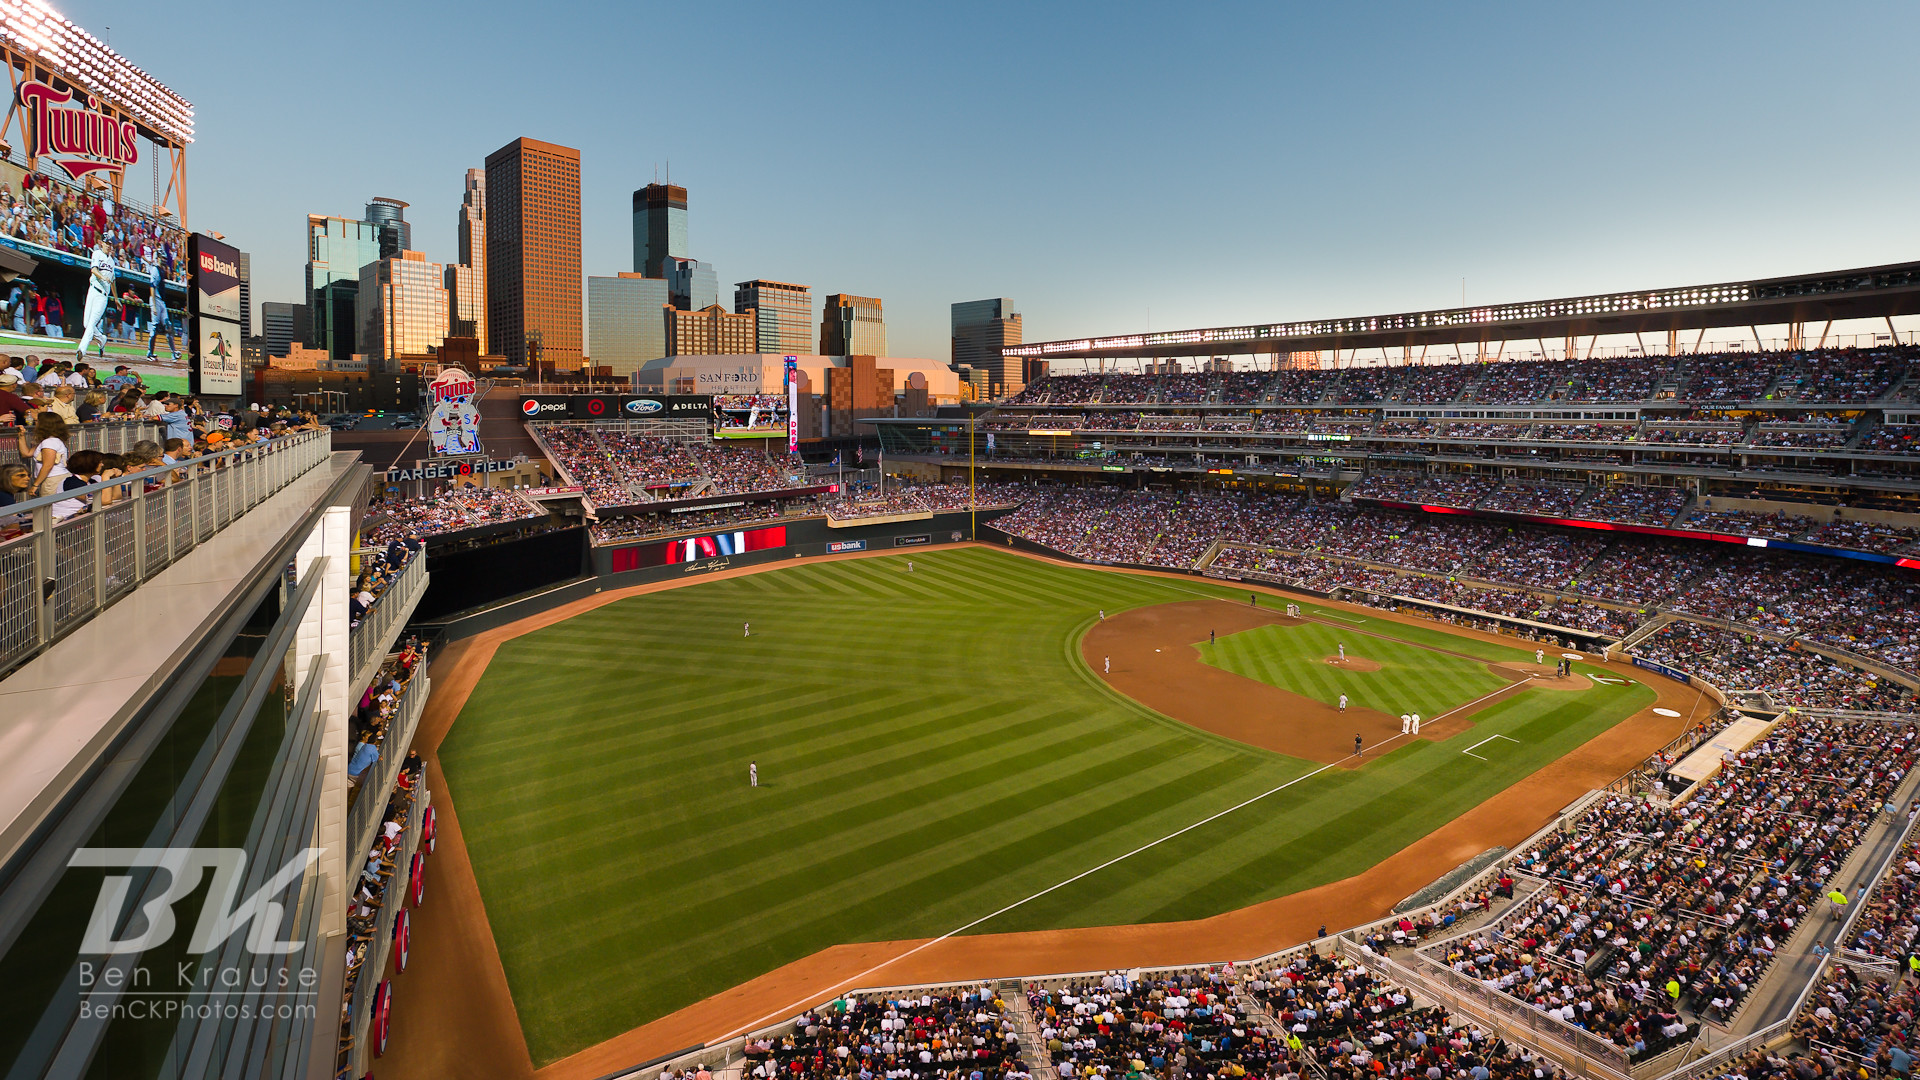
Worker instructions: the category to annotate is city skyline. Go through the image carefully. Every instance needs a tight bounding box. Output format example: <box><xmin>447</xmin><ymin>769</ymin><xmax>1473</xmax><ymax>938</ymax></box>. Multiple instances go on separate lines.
<box><xmin>61</xmin><ymin>0</ymin><xmax>1920</xmax><ymax>363</ymax></box>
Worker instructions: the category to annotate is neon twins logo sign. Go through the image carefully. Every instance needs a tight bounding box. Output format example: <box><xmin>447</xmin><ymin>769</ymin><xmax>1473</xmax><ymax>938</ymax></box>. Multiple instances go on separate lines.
<box><xmin>18</xmin><ymin>80</ymin><xmax>140</xmax><ymax>181</ymax></box>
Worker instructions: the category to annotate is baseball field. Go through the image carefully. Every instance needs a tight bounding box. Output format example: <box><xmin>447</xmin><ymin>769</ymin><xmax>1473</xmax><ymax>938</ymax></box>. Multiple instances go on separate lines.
<box><xmin>437</xmin><ymin>546</ymin><xmax>1656</xmax><ymax>1066</ymax></box>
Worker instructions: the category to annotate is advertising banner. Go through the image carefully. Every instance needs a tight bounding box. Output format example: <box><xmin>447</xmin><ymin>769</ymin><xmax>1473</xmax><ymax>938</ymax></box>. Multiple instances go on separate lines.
<box><xmin>622</xmin><ymin>394</ymin><xmax>712</xmax><ymax>417</ymax></box>
<box><xmin>188</xmin><ymin>232</ymin><xmax>242</xmax><ymax>395</ymax></box>
<box><xmin>827</xmin><ymin>539</ymin><xmax>867</xmax><ymax>553</ymax></box>
<box><xmin>609</xmin><ymin>525</ymin><xmax>787</xmax><ymax>572</ymax></box>
<box><xmin>892</xmin><ymin>534</ymin><xmax>932</xmax><ymax>547</ymax></box>
<box><xmin>521</xmin><ymin>395</ymin><xmax>712</xmax><ymax>420</ymax></box>
<box><xmin>784</xmin><ymin>356</ymin><xmax>799</xmax><ymax>454</ymax></box>
<box><xmin>573</xmin><ymin>394</ymin><xmax>618</xmax><ymax>420</ymax></box>
<box><xmin>1630</xmin><ymin>656</ymin><xmax>1692</xmax><ymax>686</ymax></box>
<box><xmin>190</xmin><ymin>233</ymin><xmax>243</xmax><ymax>324</ymax></box>
<box><xmin>194</xmin><ymin>318</ymin><xmax>241</xmax><ymax>395</ymax></box>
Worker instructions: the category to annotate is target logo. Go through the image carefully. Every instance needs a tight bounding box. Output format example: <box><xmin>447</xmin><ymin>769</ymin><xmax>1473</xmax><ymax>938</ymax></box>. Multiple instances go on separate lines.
<box><xmin>585</xmin><ymin>397</ymin><xmax>609</xmax><ymax>416</ymax></box>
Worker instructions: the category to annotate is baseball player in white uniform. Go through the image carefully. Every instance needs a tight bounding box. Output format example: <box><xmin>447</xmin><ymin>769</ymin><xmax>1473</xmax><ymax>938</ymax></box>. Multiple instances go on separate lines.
<box><xmin>75</xmin><ymin>245</ymin><xmax>115</xmax><ymax>361</ymax></box>
<box><xmin>145</xmin><ymin>258</ymin><xmax>179</xmax><ymax>362</ymax></box>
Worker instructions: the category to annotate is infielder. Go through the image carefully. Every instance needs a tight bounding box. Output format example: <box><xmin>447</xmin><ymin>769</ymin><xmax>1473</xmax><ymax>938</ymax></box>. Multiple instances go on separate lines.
<box><xmin>1401</xmin><ymin>714</ymin><xmax>1411</xmax><ymax>733</ymax></box>
<box><xmin>1536</xmin><ymin>649</ymin><xmax>1545</xmax><ymax>665</ymax></box>
<box><xmin>1338</xmin><ymin>693</ymin><xmax>1348</xmax><ymax>712</ymax></box>
<box><xmin>1104</xmin><ymin>656</ymin><xmax>1110</xmax><ymax>674</ymax></box>
<box><xmin>75</xmin><ymin>244</ymin><xmax>115</xmax><ymax>361</ymax></box>
<box><xmin>1410</xmin><ymin>714</ymin><xmax>1421</xmax><ymax>734</ymax></box>
<box><xmin>145</xmin><ymin>257</ymin><xmax>180</xmax><ymax>362</ymax></box>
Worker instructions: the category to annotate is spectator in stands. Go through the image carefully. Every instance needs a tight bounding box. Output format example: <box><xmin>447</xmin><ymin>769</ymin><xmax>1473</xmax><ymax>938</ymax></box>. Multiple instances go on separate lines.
<box><xmin>17</xmin><ymin>409</ymin><xmax>69</xmax><ymax>499</ymax></box>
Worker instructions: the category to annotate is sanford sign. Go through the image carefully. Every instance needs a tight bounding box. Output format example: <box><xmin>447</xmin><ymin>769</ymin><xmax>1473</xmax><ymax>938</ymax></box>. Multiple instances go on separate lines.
<box><xmin>18</xmin><ymin>81</ymin><xmax>139</xmax><ymax>181</ymax></box>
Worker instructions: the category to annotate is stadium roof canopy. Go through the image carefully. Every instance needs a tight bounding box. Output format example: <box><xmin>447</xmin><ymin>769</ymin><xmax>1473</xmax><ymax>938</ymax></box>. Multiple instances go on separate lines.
<box><xmin>1004</xmin><ymin>259</ymin><xmax>1920</xmax><ymax>362</ymax></box>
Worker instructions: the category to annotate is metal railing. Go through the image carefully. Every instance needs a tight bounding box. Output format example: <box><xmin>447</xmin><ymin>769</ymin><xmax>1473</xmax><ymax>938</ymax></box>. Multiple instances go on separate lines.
<box><xmin>346</xmin><ymin>669</ymin><xmax>431</xmax><ymax>870</ymax></box>
<box><xmin>0</xmin><ymin>420</ymin><xmax>170</xmax><ymax>465</ymax></box>
<box><xmin>1337</xmin><ymin>939</ymin><xmax>1634</xmax><ymax>1080</ymax></box>
<box><xmin>0</xmin><ymin>427</ymin><xmax>333</xmax><ymax>679</ymax></box>
<box><xmin>348</xmin><ymin>552</ymin><xmax>428</xmax><ymax>695</ymax></box>
<box><xmin>343</xmin><ymin>773</ymin><xmax>427</xmax><ymax>1077</ymax></box>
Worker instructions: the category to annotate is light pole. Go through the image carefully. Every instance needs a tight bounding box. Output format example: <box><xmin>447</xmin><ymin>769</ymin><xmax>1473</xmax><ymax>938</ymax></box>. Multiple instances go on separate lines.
<box><xmin>969</xmin><ymin>417</ymin><xmax>977</xmax><ymax>542</ymax></box>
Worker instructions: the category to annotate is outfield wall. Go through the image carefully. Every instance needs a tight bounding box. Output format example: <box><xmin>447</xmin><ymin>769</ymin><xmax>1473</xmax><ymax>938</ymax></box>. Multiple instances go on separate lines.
<box><xmin>416</xmin><ymin>510</ymin><xmax>1014</xmax><ymax>641</ymax></box>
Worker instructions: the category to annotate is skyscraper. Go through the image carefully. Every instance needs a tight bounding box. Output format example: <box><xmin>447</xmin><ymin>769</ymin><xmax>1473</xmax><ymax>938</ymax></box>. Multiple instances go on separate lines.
<box><xmin>661</xmin><ymin>256</ymin><xmax>718</xmax><ymax>312</ymax></box>
<box><xmin>951</xmin><ymin>298</ymin><xmax>1024</xmax><ymax>395</ymax></box>
<box><xmin>238</xmin><ymin>251</ymin><xmax>251</xmax><ymax>339</ymax></box>
<box><xmin>819</xmin><ymin>294</ymin><xmax>886</xmax><ymax>356</ymax></box>
<box><xmin>587</xmin><ymin>273</ymin><xmax>670</xmax><ymax>376</ymax></box>
<box><xmin>632</xmin><ymin>183</ymin><xmax>687</xmax><ymax>277</ymax></box>
<box><xmin>449</xmin><ymin>168</ymin><xmax>487</xmax><ymax>344</ymax></box>
<box><xmin>485</xmin><ymin>137</ymin><xmax>582</xmax><ymax>369</ymax></box>
<box><xmin>365</xmin><ymin>197</ymin><xmax>412</xmax><ymax>259</ymax></box>
<box><xmin>305</xmin><ymin>214</ymin><xmax>383</xmax><ymax>359</ymax></box>
<box><xmin>261</xmin><ymin>302</ymin><xmax>310</xmax><ymax>358</ymax></box>
<box><xmin>357</xmin><ymin>251</ymin><xmax>450</xmax><ymax>365</ymax></box>
<box><xmin>735</xmin><ymin>279</ymin><xmax>812</xmax><ymax>355</ymax></box>
<box><xmin>667</xmin><ymin>304</ymin><xmax>757</xmax><ymax>357</ymax></box>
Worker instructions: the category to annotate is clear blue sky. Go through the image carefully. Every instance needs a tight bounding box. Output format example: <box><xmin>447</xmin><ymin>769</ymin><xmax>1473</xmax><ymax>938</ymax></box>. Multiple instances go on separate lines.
<box><xmin>64</xmin><ymin>0</ymin><xmax>1920</xmax><ymax>361</ymax></box>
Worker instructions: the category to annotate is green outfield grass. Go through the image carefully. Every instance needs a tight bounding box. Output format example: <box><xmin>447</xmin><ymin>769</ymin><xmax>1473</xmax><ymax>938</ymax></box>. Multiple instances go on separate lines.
<box><xmin>439</xmin><ymin>548</ymin><xmax>1654</xmax><ymax>1065</ymax></box>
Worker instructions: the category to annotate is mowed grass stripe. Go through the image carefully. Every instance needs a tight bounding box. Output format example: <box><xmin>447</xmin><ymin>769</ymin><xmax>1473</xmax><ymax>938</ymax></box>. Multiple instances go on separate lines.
<box><xmin>484</xmin><ymin>703</ymin><xmax>1173</xmax><ymax>881</ymax></box>
<box><xmin>539</xmin><ymin>751</ymin><xmax>1275</xmax><ymax>1017</ymax></box>
<box><xmin>439</xmin><ymin>547</ymin><xmax>1652</xmax><ymax>1065</ymax></box>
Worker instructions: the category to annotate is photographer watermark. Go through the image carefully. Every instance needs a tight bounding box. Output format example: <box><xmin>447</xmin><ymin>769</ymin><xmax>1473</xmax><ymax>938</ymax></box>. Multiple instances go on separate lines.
<box><xmin>67</xmin><ymin>847</ymin><xmax>325</xmax><ymax>1019</ymax></box>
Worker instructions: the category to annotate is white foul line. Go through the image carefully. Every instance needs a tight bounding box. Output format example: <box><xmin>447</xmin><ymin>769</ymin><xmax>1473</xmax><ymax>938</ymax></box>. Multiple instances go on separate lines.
<box><xmin>713</xmin><ymin>727</ymin><xmax>1414</xmax><ymax>1043</ymax></box>
<box><xmin>1461</xmin><ymin>733</ymin><xmax>1518</xmax><ymax>760</ymax></box>
<box><xmin>708</xmin><ymin>586</ymin><xmax>1550</xmax><ymax>1049</ymax></box>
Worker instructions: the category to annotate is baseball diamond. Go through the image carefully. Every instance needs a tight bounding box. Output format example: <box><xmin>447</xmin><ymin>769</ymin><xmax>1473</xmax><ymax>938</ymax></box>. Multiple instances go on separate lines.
<box><xmin>433</xmin><ymin>547</ymin><xmax>1661</xmax><ymax>1067</ymax></box>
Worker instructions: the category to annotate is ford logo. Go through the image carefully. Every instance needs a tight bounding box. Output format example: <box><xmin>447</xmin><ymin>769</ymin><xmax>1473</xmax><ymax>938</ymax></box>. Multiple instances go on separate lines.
<box><xmin>626</xmin><ymin>399</ymin><xmax>664</xmax><ymax>415</ymax></box>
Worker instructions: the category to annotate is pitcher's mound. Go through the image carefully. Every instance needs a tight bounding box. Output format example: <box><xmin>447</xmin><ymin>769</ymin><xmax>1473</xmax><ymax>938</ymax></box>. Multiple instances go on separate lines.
<box><xmin>1324</xmin><ymin>655</ymin><xmax>1381</xmax><ymax>672</ymax></box>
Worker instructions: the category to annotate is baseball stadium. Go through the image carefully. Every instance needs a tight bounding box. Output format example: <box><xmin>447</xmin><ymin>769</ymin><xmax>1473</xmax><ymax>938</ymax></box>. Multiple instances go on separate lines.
<box><xmin>0</xmin><ymin>4</ymin><xmax>1915</xmax><ymax>1080</ymax></box>
<box><xmin>333</xmin><ymin>262</ymin><xmax>1920</xmax><ymax>1080</ymax></box>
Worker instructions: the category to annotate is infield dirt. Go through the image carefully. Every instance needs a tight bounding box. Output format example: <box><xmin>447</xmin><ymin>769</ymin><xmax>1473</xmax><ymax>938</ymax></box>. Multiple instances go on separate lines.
<box><xmin>377</xmin><ymin>545</ymin><xmax>1705</xmax><ymax>1080</ymax></box>
<box><xmin>1079</xmin><ymin>599</ymin><xmax>1584</xmax><ymax>763</ymax></box>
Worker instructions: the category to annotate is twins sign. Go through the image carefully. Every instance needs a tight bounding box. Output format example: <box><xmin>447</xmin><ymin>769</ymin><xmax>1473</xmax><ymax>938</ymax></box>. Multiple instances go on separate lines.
<box><xmin>428</xmin><ymin>367</ymin><xmax>481</xmax><ymax>455</ymax></box>
<box><xmin>18</xmin><ymin>81</ymin><xmax>139</xmax><ymax>182</ymax></box>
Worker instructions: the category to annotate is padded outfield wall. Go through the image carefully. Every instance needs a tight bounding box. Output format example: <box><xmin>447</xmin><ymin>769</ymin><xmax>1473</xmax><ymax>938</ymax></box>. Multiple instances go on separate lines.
<box><xmin>416</xmin><ymin>509</ymin><xmax>1017</xmax><ymax>640</ymax></box>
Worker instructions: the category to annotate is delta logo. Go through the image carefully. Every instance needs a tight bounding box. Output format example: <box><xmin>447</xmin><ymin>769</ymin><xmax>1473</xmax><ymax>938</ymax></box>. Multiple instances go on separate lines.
<box><xmin>18</xmin><ymin>81</ymin><xmax>138</xmax><ymax>181</ymax></box>
<box><xmin>625</xmin><ymin>398</ymin><xmax>663</xmax><ymax>415</ymax></box>
<box><xmin>521</xmin><ymin>398</ymin><xmax>568</xmax><ymax>416</ymax></box>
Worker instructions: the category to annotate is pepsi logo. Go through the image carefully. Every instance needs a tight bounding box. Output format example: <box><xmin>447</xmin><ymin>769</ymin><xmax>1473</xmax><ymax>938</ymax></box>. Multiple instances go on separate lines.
<box><xmin>625</xmin><ymin>398</ymin><xmax>664</xmax><ymax>415</ymax></box>
<box><xmin>521</xmin><ymin>398</ymin><xmax>540</xmax><ymax>416</ymax></box>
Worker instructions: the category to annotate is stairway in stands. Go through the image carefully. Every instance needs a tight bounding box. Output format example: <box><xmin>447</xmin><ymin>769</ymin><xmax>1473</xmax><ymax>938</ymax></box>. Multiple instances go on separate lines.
<box><xmin>999</xmin><ymin>980</ymin><xmax>1058</xmax><ymax>1080</ymax></box>
<box><xmin>1240</xmin><ymin>988</ymin><xmax>1330</xmax><ymax>1080</ymax></box>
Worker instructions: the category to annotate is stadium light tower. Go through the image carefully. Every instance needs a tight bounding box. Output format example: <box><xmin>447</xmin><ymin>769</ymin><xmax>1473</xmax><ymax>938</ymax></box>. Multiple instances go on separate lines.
<box><xmin>968</xmin><ymin>414</ymin><xmax>976</xmax><ymax>542</ymax></box>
